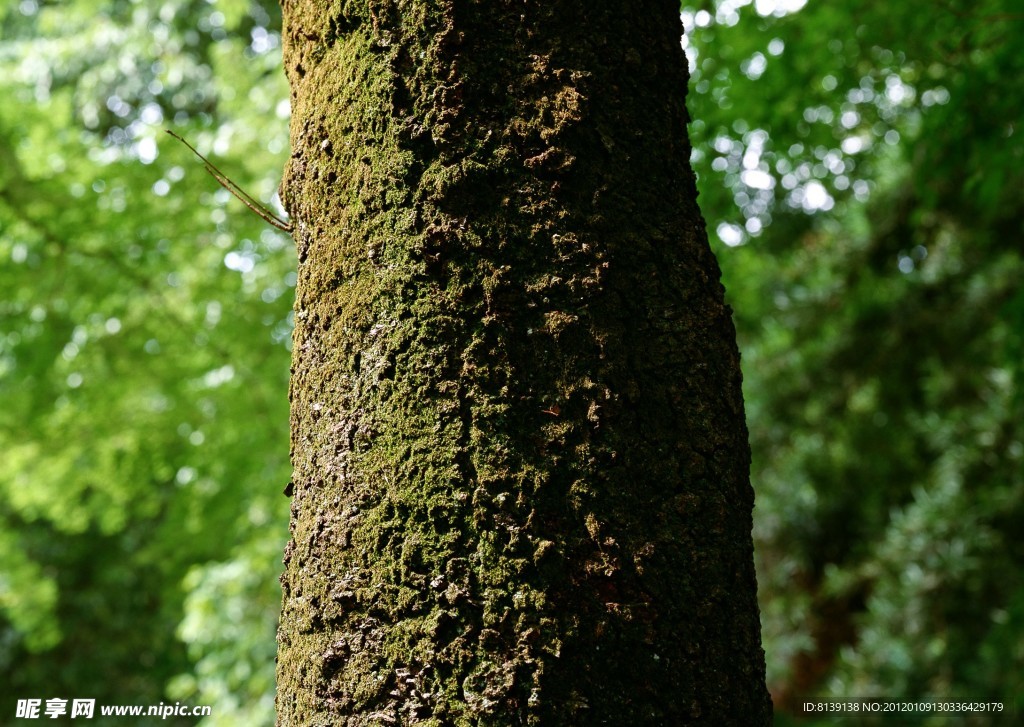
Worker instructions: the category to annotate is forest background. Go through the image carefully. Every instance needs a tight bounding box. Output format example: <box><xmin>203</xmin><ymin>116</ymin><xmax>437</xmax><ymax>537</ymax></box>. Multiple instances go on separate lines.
<box><xmin>1</xmin><ymin>0</ymin><xmax>1021</xmax><ymax>724</ymax></box>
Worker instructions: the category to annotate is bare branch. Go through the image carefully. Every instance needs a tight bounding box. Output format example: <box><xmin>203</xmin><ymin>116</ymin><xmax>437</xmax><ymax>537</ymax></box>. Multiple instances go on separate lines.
<box><xmin>165</xmin><ymin>130</ymin><xmax>293</xmax><ymax>233</ymax></box>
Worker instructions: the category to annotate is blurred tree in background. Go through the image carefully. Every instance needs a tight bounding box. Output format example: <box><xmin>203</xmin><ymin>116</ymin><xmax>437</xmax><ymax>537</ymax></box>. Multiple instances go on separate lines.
<box><xmin>1</xmin><ymin>0</ymin><xmax>291</xmax><ymax>723</ymax></box>
<box><xmin>683</xmin><ymin>0</ymin><xmax>1024</xmax><ymax>723</ymax></box>
<box><xmin>1</xmin><ymin>0</ymin><xmax>1020</xmax><ymax>724</ymax></box>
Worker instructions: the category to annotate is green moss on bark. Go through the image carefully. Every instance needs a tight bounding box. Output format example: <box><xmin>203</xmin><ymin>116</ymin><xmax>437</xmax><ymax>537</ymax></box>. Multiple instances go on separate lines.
<box><xmin>276</xmin><ymin>1</ymin><xmax>771</xmax><ymax>724</ymax></box>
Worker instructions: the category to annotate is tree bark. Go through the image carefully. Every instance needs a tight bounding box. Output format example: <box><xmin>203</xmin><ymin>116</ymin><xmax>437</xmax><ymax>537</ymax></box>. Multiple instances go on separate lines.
<box><xmin>276</xmin><ymin>1</ymin><xmax>771</xmax><ymax>724</ymax></box>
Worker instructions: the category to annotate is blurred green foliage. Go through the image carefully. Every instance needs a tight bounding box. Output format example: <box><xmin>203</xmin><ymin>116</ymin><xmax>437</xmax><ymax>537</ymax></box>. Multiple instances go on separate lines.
<box><xmin>1</xmin><ymin>0</ymin><xmax>290</xmax><ymax>723</ymax></box>
<box><xmin>683</xmin><ymin>0</ymin><xmax>1024</xmax><ymax>722</ymax></box>
<box><xmin>1</xmin><ymin>0</ymin><xmax>1021</xmax><ymax>724</ymax></box>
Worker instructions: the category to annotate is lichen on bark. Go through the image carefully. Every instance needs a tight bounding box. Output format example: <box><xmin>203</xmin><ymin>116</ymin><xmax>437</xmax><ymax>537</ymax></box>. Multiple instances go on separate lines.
<box><xmin>276</xmin><ymin>1</ymin><xmax>771</xmax><ymax>724</ymax></box>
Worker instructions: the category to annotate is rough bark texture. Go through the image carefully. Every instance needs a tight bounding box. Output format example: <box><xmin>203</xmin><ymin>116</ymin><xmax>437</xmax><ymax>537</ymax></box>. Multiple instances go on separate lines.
<box><xmin>276</xmin><ymin>1</ymin><xmax>771</xmax><ymax>724</ymax></box>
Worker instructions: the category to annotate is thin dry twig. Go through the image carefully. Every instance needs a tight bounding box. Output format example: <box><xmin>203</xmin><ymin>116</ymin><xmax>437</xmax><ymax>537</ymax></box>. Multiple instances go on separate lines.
<box><xmin>165</xmin><ymin>129</ymin><xmax>293</xmax><ymax>233</ymax></box>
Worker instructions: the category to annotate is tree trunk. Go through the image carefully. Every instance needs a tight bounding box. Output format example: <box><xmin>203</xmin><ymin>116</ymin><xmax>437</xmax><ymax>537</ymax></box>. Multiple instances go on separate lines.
<box><xmin>276</xmin><ymin>1</ymin><xmax>771</xmax><ymax>724</ymax></box>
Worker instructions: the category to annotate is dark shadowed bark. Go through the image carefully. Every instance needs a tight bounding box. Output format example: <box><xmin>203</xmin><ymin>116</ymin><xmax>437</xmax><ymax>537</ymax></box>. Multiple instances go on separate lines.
<box><xmin>276</xmin><ymin>1</ymin><xmax>771</xmax><ymax>724</ymax></box>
